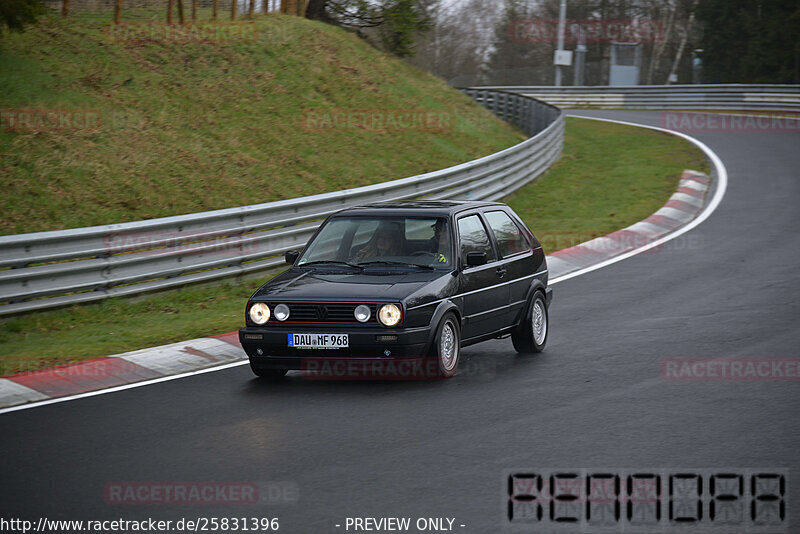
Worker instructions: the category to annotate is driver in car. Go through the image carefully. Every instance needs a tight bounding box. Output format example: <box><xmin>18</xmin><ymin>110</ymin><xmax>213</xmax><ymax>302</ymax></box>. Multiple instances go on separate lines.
<box><xmin>355</xmin><ymin>227</ymin><xmax>402</xmax><ymax>261</ymax></box>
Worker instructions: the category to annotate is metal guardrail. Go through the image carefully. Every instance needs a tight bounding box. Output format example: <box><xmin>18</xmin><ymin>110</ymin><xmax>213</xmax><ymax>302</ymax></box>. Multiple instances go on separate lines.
<box><xmin>470</xmin><ymin>84</ymin><xmax>800</xmax><ymax>111</ymax></box>
<box><xmin>0</xmin><ymin>91</ymin><xmax>564</xmax><ymax>316</ymax></box>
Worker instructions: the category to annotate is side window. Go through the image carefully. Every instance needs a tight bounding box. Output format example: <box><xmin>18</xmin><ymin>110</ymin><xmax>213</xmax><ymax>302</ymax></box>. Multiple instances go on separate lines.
<box><xmin>457</xmin><ymin>214</ymin><xmax>496</xmax><ymax>264</ymax></box>
<box><xmin>485</xmin><ymin>211</ymin><xmax>531</xmax><ymax>258</ymax></box>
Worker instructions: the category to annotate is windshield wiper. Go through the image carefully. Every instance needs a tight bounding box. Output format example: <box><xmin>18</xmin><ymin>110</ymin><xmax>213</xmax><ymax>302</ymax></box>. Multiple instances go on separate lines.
<box><xmin>300</xmin><ymin>260</ymin><xmax>364</xmax><ymax>270</ymax></box>
<box><xmin>358</xmin><ymin>260</ymin><xmax>434</xmax><ymax>271</ymax></box>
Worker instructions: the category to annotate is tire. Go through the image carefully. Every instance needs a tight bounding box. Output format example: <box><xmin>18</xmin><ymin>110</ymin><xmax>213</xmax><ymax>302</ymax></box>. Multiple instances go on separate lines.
<box><xmin>249</xmin><ymin>361</ymin><xmax>288</xmax><ymax>380</ymax></box>
<box><xmin>432</xmin><ymin>312</ymin><xmax>461</xmax><ymax>378</ymax></box>
<box><xmin>512</xmin><ymin>291</ymin><xmax>548</xmax><ymax>354</ymax></box>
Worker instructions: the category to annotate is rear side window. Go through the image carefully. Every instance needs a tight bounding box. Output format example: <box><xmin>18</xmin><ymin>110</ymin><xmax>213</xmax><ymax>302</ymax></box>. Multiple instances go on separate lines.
<box><xmin>485</xmin><ymin>211</ymin><xmax>531</xmax><ymax>258</ymax></box>
<box><xmin>457</xmin><ymin>214</ymin><xmax>496</xmax><ymax>264</ymax></box>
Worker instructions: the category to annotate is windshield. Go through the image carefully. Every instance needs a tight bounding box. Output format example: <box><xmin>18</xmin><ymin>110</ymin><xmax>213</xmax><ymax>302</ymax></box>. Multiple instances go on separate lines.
<box><xmin>298</xmin><ymin>216</ymin><xmax>453</xmax><ymax>269</ymax></box>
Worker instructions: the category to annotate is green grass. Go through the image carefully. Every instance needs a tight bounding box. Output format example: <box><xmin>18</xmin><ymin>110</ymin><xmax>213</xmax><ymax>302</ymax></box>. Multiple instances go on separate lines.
<box><xmin>0</xmin><ymin>278</ymin><xmax>264</xmax><ymax>376</ymax></box>
<box><xmin>0</xmin><ymin>117</ymin><xmax>709</xmax><ymax>376</ymax></box>
<box><xmin>0</xmin><ymin>14</ymin><xmax>524</xmax><ymax>234</ymax></box>
<box><xmin>506</xmin><ymin>117</ymin><xmax>710</xmax><ymax>253</ymax></box>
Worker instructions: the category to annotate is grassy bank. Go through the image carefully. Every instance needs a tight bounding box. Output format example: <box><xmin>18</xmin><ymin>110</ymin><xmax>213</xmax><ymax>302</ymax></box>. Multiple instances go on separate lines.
<box><xmin>0</xmin><ymin>117</ymin><xmax>709</xmax><ymax>376</ymax></box>
<box><xmin>0</xmin><ymin>14</ymin><xmax>523</xmax><ymax>234</ymax></box>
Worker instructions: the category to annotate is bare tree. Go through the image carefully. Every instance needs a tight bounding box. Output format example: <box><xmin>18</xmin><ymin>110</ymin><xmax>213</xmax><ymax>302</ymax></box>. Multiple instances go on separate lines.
<box><xmin>411</xmin><ymin>0</ymin><xmax>505</xmax><ymax>84</ymax></box>
<box><xmin>666</xmin><ymin>0</ymin><xmax>697</xmax><ymax>84</ymax></box>
<box><xmin>645</xmin><ymin>0</ymin><xmax>676</xmax><ymax>84</ymax></box>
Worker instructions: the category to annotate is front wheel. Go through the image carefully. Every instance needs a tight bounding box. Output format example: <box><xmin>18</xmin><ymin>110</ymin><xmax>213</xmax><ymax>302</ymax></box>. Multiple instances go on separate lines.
<box><xmin>433</xmin><ymin>313</ymin><xmax>461</xmax><ymax>378</ymax></box>
<box><xmin>512</xmin><ymin>291</ymin><xmax>548</xmax><ymax>354</ymax></box>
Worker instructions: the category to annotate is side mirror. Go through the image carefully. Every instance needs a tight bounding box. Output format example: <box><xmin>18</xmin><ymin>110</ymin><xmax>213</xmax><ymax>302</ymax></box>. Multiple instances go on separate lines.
<box><xmin>465</xmin><ymin>251</ymin><xmax>487</xmax><ymax>267</ymax></box>
<box><xmin>285</xmin><ymin>250</ymin><xmax>300</xmax><ymax>265</ymax></box>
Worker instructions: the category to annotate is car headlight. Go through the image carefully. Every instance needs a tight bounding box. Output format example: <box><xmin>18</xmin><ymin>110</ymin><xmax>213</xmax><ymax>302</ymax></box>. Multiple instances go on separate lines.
<box><xmin>249</xmin><ymin>303</ymin><xmax>270</xmax><ymax>325</ymax></box>
<box><xmin>378</xmin><ymin>304</ymin><xmax>402</xmax><ymax>326</ymax></box>
<box><xmin>274</xmin><ymin>303</ymin><xmax>290</xmax><ymax>322</ymax></box>
<box><xmin>354</xmin><ymin>304</ymin><xmax>371</xmax><ymax>323</ymax></box>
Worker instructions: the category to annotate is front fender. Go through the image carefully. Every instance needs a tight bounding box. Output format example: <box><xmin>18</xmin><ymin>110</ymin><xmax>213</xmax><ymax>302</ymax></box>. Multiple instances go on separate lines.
<box><xmin>423</xmin><ymin>300</ymin><xmax>461</xmax><ymax>355</ymax></box>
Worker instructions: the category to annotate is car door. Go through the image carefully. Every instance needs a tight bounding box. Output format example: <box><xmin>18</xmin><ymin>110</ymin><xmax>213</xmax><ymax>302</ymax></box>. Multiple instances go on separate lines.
<box><xmin>456</xmin><ymin>213</ymin><xmax>509</xmax><ymax>341</ymax></box>
<box><xmin>483</xmin><ymin>209</ymin><xmax>538</xmax><ymax>328</ymax></box>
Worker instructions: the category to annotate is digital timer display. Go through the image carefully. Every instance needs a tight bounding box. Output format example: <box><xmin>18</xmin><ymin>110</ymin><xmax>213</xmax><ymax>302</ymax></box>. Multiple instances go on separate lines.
<box><xmin>505</xmin><ymin>468</ymin><xmax>787</xmax><ymax>532</ymax></box>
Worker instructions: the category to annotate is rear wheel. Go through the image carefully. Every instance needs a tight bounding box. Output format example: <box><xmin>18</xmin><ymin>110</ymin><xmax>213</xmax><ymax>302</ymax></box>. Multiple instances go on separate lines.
<box><xmin>433</xmin><ymin>313</ymin><xmax>461</xmax><ymax>378</ymax></box>
<box><xmin>249</xmin><ymin>361</ymin><xmax>288</xmax><ymax>380</ymax></box>
<box><xmin>512</xmin><ymin>291</ymin><xmax>548</xmax><ymax>354</ymax></box>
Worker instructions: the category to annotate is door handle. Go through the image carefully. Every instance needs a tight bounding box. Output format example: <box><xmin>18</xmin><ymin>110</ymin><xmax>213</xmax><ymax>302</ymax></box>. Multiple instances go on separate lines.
<box><xmin>496</xmin><ymin>266</ymin><xmax>507</xmax><ymax>278</ymax></box>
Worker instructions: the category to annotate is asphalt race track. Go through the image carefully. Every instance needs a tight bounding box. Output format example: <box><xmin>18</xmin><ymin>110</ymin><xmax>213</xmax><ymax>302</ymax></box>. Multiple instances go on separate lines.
<box><xmin>2</xmin><ymin>110</ymin><xmax>799</xmax><ymax>533</ymax></box>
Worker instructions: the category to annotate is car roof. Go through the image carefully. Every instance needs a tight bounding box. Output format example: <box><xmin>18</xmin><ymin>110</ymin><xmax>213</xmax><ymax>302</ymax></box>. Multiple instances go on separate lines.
<box><xmin>334</xmin><ymin>200</ymin><xmax>506</xmax><ymax>218</ymax></box>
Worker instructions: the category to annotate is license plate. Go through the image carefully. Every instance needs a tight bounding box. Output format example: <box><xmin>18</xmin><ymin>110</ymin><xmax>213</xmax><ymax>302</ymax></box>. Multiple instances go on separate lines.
<box><xmin>288</xmin><ymin>333</ymin><xmax>349</xmax><ymax>350</ymax></box>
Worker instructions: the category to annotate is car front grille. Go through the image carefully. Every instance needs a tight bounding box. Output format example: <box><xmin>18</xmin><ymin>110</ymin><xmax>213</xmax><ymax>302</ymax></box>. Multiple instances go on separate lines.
<box><xmin>268</xmin><ymin>302</ymin><xmax>381</xmax><ymax>324</ymax></box>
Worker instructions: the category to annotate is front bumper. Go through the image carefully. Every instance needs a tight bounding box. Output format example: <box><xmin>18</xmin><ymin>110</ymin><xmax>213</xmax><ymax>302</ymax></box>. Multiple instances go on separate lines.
<box><xmin>239</xmin><ymin>325</ymin><xmax>432</xmax><ymax>370</ymax></box>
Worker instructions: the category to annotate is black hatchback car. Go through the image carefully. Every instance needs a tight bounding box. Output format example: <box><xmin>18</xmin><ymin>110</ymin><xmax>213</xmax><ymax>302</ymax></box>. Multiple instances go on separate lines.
<box><xmin>239</xmin><ymin>201</ymin><xmax>551</xmax><ymax>379</ymax></box>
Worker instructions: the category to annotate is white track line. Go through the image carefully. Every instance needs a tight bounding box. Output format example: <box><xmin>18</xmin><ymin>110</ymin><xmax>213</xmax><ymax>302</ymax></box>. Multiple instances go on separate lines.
<box><xmin>0</xmin><ymin>115</ymin><xmax>729</xmax><ymax>416</ymax></box>
<box><xmin>0</xmin><ymin>361</ymin><xmax>249</xmax><ymax>415</ymax></box>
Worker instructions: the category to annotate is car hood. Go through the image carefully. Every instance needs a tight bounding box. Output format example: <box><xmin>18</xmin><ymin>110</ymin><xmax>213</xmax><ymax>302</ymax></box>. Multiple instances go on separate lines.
<box><xmin>252</xmin><ymin>268</ymin><xmax>450</xmax><ymax>302</ymax></box>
